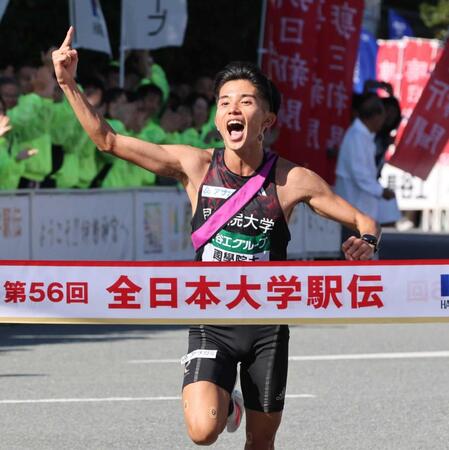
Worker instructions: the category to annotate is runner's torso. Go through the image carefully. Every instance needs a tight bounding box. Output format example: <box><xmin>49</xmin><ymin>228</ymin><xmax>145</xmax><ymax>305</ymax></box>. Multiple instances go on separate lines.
<box><xmin>191</xmin><ymin>148</ymin><xmax>291</xmax><ymax>262</ymax></box>
<box><xmin>186</xmin><ymin>149</ymin><xmax>291</xmax><ymax>401</ymax></box>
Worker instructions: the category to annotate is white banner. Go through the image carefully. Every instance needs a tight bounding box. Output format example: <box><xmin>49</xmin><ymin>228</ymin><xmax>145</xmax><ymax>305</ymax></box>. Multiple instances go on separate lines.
<box><xmin>0</xmin><ymin>195</ymin><xmax>30</xmax><ymax>259</ymax></box>
<box><xmin>70</xmin><ymin>0</ymin><xmax>112</xmax><ymax>55</ymax></box>
<box><xmin>1</xmin><ymin>261</ymin><xmax>448</xmax><ymax>323</ymax></box>
<box><xmin>121</xmin><ymin>0</ymin><xmax>188</xmax><ymax>50</ymax></box>
<box><xmin>32</xmin><ymin>192</ymin><xmax>133</xmax><ymax>260</ymax></box>
<box><xmin>0</xmin><ymin>0</ymin><xmax>9</xmax><ymax>22</ymax></box>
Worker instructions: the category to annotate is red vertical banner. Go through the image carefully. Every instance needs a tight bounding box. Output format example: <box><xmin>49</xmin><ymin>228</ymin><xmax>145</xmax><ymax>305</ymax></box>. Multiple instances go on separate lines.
<box><xmin>311</xmin><ymin>0</ymin><xmax>364</xmax><ymax>183</ymax></box>
<box><xmin>376</xmin><ymin>40</ymin><xmax>403</xmax><ymax>97</ymax></box>
<box><xmin>400</xmin><ymin>39</ymin><xmax>441</xmax><ymax>120</ymax></box>
<box><xmin>261</xmin><ymin>0</ymin><xmax>363</xmax><ymax>184</ymax></box>
<box><xmin>389</xmin><ymin>40</ymin><xmax>449</xmax><ymax>179</ymax></box>
<box><xmin>262</xmin><ymin>0</ymin><xmax>319</xmax><ymax>169</ymax></box>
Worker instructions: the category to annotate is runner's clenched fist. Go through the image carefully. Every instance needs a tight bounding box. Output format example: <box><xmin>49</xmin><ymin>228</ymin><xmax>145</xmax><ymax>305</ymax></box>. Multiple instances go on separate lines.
<box><xmin>52</xmin><ymin>26</ymin><xmax>78</xmax><ymax>86</ymax></box>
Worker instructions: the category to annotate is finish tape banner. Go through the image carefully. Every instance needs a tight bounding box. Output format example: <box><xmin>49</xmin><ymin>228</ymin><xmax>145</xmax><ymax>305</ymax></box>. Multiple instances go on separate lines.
<box><xmin>1</xmin><ymin>260</ymin><xmax>449</xmax><ymax>324</ymax></box>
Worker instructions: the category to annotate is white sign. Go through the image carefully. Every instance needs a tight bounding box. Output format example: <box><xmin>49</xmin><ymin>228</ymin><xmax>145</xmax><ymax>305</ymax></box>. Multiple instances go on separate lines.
<box><xmin>70</xmin><ymin>0</ymin><xmax>112</xmax><ymax>55</ymax></box>
<box><xmin>0</xmin><ymin>195</ymin><xmax>30</xmax><ymax>259</ymax></box>
<box><xmin>0</xmin><ymin>0</ymin><xmax>9</xmax><ymax>22</ymax></box>
<box><xmin>381</xmin><ymin>163</ymin><xmax>441</xmax><ymax>211</ymax></box>
<box><xmin>1</xmin><ymin>260</ymin><xmax>448</xmax><ymax>323</ymax></box>
<box><xmin>121</xmin><ymin>0</ymin><xmax>188</xmax><ymax>50</ymax></box>
<box><xmin>32</xmin><ymin>192</ymin><xmax>133</xmax><ymax>260</ymax></box>
<box><xmin>135</xmin><ymin>191</ymin><xmax>194</xmax><ymax>261</ymax></box>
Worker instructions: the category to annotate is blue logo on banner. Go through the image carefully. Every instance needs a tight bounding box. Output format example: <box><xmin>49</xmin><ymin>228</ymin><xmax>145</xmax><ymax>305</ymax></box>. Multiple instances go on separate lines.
<box><xmin>441</xmin><ymin>275</ymin><xmax>449</xmax><ymax>297</ymax></box>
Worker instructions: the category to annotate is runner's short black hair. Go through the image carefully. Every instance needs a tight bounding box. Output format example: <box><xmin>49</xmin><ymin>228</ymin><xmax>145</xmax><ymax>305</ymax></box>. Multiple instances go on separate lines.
<box><xmin>214</xmin><ymin>61</ymin><xmax>281</xmax><ymax>115</ymax></box>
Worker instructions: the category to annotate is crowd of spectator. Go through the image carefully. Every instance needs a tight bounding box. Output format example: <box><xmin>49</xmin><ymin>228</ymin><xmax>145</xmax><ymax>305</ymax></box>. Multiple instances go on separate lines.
<box><xmin>0</xmin><ymin>49</ymin><xmax>223</xmax><ymax>190</ymax></box>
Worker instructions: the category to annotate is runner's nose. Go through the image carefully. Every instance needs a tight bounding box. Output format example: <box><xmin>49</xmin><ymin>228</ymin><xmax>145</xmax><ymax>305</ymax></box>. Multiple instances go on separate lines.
<box><xmin>228</xmin><ymin>101</ymin><xmax>241</xmax><ymax>115</ymax></box>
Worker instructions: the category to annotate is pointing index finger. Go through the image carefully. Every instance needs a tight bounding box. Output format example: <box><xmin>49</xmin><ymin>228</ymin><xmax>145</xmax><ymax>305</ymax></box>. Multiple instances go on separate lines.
<box><xmin>60</xmin><ymin>26</ymin><xmax>74</xmax><ymax>49</ymax></box>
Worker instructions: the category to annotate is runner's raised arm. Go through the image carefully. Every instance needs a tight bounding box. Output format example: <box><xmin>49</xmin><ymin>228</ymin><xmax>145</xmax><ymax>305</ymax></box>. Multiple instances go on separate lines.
<box><xmin>52</xmin><ymin>27</ymin><xmax>203</xmax><ymax>181</ymax></box>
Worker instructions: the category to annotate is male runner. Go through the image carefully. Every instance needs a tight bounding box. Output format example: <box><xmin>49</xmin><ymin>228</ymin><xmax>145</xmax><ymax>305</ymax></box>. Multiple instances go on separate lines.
<box><xmin>53</xmin><ymin>28</ymin><xmax>380</xmax><ymax>450</ymax></box>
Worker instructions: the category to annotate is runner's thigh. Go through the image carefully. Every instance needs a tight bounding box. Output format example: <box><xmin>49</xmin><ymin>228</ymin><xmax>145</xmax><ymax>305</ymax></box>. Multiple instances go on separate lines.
<box><xmin>240</xmin><ymin>325</ymin><xmax>289</xmax><ymax>412</ymax></box>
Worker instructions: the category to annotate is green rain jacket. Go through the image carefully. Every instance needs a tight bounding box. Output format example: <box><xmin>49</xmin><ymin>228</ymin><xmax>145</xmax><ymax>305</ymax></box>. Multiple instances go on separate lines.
<box><xmin>7</xmin><ymin>93</ymin><xmax>54</xmax><ymax>182</ymax></box>
<box><xmin>0</xmin><ymin>136</ymin><xmax>23</xmax><ymax>189</ymax></box>
<box><xmin>101</xmin><ymin>119</ymin><xmax>155</xmax><ymax>188</ymax></box>
<box><xmin>49</xmin><ymin>98</ymin><xmax>80</xmax><ymax>188</ymax></box>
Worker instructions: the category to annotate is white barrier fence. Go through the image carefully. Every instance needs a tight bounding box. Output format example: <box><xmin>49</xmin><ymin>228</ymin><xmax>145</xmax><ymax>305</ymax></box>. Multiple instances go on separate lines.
<box><xmin>0</xmin><ymin>188</ymin><xmax>342</xmax><ymax>261</ymax></box>
<box><xmin>381</xmin><ymin>162</ymin><xmax>449</xmax><ymax>232</ymax></box>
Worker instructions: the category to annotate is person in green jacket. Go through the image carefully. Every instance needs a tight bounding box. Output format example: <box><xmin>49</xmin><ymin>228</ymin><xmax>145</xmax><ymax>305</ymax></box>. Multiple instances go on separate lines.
<box><xmin>181</xmin><ymin>94</ymin><xmax>223</xmax><ymax>149</ymax></box>
<box><xmin>133</xmin><ymin>50</ymin><xmax>170</xmax><ymax>103</ymax></box>
<box><xmin>99</xmin><ymin>87</ymin><xmax>155</xmax><ymax>188</ymax></box>
<box><xmin>1</xmin><ymin>72</ymin><xmax>55</xmax><ymax>188</ymax></box>
<box><xmin>48</xmin><ymin>95</ymin><xmax>80</xmax><ymax>188</ymax></box>
<box><xmin>0</xmin><ymin>95</ymin><xmax>38</xmax><ymax>189</ymax></box>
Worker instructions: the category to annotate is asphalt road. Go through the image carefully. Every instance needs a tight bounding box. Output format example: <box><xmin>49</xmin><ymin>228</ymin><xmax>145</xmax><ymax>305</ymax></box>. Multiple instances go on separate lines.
<box><xmin>1</xmin><ymin>323</ymin><xmax>449</xmax><ymax>450</ymax></box>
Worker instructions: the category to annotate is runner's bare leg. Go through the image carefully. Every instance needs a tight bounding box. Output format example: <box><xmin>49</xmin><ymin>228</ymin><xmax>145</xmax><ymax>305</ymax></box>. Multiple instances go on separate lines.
<box><xmin>183</xmin><ymin>381</ymin><xmax>231</xmax><ymax>445</ymax></box>
<box><xmin>245</xmin><ymin>409</ymin><xmax>282</xmax><ymax>450</ymax></box>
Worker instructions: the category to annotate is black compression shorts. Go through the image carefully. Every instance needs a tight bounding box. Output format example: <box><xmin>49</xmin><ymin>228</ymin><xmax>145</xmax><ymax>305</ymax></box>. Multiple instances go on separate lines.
<box><xmin>182</xmin><ymin>325</ymin><xmax>289</xmax><ymax>413</ymax></box>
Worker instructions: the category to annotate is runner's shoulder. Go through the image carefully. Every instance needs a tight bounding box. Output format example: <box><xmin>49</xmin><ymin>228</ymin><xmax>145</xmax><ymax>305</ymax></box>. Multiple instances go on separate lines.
<box><xmin>162</xmin><ymin>145</ymin><xmax>213</xmax><ymax>181</ymax></box>
<box><xmin>275</xmin><ymin>156</ymin><xmax>313</xmax><ymax>185</ymax></box>
<box><xmin>162</xmin><ymin>144</ymin><xmax>213</xmax><ymax>165</ymax></box>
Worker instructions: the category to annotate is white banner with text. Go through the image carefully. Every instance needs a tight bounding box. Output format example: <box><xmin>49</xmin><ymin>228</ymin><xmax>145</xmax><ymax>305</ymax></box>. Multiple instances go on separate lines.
<box><xmin>1</xmin><ymin>260</ymin><xmax>448</xmax><ymax>323</ymax></box>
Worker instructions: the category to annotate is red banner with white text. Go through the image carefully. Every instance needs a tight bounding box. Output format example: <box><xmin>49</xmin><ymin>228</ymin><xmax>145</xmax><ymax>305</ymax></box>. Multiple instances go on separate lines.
<box><xmin>261</xmin><ymin>0</ymin><xmax>363</xmax><ymax>184</ymax></box>
<box><xmin>389</xmin><ymin>40</ymin><xmax>449</xmax><ymax>179</ymax></box>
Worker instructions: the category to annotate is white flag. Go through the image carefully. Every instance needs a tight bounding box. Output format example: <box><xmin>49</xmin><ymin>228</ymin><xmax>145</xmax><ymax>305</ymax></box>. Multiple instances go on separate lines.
<box><xmin>69</xmin><ymin>0</ymin><xmax>112</xmax><ymax>56</ymax></box>
<box><xmin>0</xmin><ymin>0</ymin><xmax>9</xmax><ymax>22</ymax></box>
<box><xmin>121</xmin><ymin>0</ymin><xmax>188</xmax><ymax>50</ymax></box>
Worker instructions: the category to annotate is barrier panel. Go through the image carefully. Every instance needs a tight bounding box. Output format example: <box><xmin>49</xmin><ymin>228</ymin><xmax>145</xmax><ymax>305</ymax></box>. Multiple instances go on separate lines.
<box><xmin>380</xmin><ymin>162</ymin><xmax>449</xmax><ymax>231</ymax></box>
<box><xmin>0</xmin><ymin>188</ymin><xmax>342</xmax><ymax>260</ymax></box>
<box><xmin>0</xmin><ymin>193</ymin><xmax>30</xmax><ymax>259</ymax></box>
<box><xmin>1</xmin><ymin>260</ymin><xmax>448</xmax><ymax>324</ymax></box>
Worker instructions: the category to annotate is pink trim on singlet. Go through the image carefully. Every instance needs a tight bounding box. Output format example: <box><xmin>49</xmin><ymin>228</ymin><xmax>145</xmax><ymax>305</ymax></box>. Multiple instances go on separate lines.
<box><xmin>191</xmin><ymin>152</ymin><xmax>278</xmax><ymax>251</ymax></box>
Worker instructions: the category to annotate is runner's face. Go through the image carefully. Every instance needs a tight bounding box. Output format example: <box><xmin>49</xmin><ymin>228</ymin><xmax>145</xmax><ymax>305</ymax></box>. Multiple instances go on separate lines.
<box><xmin>215</xmin><ymin>79</ymin><xmax>273</xmax><ymax>152</ymax></box>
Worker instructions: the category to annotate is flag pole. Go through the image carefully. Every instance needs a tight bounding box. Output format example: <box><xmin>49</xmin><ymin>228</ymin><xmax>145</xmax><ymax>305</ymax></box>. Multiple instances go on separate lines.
<box><xmin>119</xmin><ymin>0</ymin><xmax>126</xmax><ymax>88</ymax></box>
<box><xmin>257</xmin><ymin>0</ymin><xmax>268</xmax><ymax>67</ymax></box>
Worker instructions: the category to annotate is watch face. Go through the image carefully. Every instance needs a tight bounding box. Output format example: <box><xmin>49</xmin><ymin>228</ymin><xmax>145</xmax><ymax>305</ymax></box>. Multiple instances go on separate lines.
<box><xmin>362</xmin><ymin>234</ymin><xmax>377</xmax><ymax>244</ymax></box>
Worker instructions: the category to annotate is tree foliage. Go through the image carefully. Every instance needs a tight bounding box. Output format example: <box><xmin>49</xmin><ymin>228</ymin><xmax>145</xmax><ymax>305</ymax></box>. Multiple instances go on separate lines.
<box><xmin>420</xmin><ymin>0</ymin><xmax>449</xmax><ymax>39</ymax></box>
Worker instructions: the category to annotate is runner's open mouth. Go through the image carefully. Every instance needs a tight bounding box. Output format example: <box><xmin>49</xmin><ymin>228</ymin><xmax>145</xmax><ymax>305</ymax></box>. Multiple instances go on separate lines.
<box><xmin>227</xmin><ymin>121</ymin><xmax>245</xmax><ymax>140</ymax></box>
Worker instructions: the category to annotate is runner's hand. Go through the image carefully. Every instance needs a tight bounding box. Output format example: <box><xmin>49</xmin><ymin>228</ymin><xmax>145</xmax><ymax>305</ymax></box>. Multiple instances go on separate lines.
<box><xmin>342</xmin><ymin>236</ymin><xmax>375</xmax><ymax>260</ymax></box>
<box><xmin>52</xmin><ymin>26</ymin><xmax>78</xmax><ymax>86</ymax></box>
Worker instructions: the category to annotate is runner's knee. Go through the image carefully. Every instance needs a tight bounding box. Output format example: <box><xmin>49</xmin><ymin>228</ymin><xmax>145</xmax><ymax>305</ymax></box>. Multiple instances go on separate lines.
<box><xmin>187</xmin><ymin>420</ymin><xmax>220</xmax><ymax>446</ymax></box>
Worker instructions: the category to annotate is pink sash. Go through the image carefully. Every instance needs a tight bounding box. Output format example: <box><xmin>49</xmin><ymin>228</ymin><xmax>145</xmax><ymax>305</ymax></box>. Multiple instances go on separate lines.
<box><xmin>191</xmin><ymin>152</ymin><xmax>278</xmax><ymax>252</ymax></box>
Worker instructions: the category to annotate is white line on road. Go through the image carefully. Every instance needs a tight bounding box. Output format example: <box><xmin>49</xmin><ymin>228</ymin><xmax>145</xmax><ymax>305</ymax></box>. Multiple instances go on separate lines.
<box><xmin>128</xmin><ymin>350</ymin><xmax>449</xmax><ymax>364</ymax></box>
<box><xmin>288</xmin><ymin>351</ymin><xmax>449</xmax><ymax>361</ymax></box>
<box><xmin>0</xmin><ymin>394</ymin><xmax>314</xmax><ymax>405</ymax></box>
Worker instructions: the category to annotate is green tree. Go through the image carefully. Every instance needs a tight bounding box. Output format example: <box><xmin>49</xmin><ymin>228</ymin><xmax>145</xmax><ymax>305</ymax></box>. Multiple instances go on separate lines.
<box><xmin>420</xmin><ymin>0</ymin><xmax>449</xmax><ymax>40</ymax></box>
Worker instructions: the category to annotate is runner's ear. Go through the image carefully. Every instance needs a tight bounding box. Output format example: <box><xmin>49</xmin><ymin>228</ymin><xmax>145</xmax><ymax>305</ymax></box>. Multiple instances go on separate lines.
<box><xmin>263</xmin><ymin>112</ymin><xmax>276</xmax><ymax>129</ymax></box>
